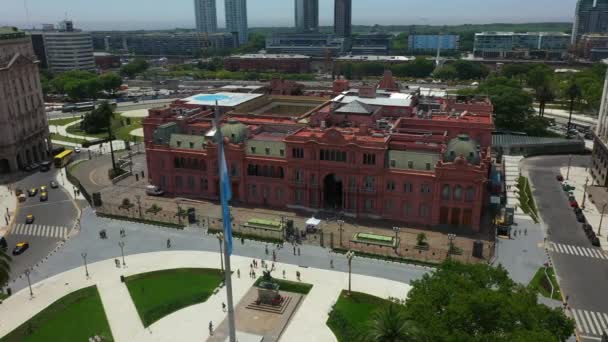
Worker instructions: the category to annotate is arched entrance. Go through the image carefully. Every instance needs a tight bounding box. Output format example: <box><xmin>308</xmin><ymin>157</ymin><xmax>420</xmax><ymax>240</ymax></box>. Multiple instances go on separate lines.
<box><xmin>323</xmin><ymin>174</ymin><xmax>343</xmax><ymax>210</ymax></box>
<box><xmin>0</xmin><ymin>159</ymin><xmax>10</xmax><ymax>174</ymax></box>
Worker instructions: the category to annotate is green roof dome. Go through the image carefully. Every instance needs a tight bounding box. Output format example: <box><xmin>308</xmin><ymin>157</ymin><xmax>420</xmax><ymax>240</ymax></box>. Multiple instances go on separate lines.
<box><xmin>221</xmin><ymin>120</ymin><xmax>248</xmax><ymax>144</ymax></box>
<box><xmin>445</xmin><ymin>134</ymin><xmax>480</xmax><ymax>165</ymax></box>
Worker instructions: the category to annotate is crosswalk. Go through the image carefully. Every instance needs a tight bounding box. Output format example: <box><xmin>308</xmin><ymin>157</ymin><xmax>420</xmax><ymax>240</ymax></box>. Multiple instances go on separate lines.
<box><xmin>572</xmin><ymin>309</ymin><xmax>608</xmax><ymax>338</ymax></box>
<box><xmin>11</xmin><ymin>224</ymin><xmax>68</xmax><ymax>239</ymax></box>
<box><xmin>549</xmin><ymin>242</ymin><xmax>607</xmax><ymax>260</ymax></box>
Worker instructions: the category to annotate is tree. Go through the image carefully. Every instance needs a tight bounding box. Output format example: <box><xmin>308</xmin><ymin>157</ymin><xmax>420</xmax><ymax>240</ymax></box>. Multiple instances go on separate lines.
<box><xmin>403</xmin><ymin>261</ymin><xmax>575</xmax><ymax>342</ymax></box>
<box><xmin>365</xmin><ymin>303</ymin><xmax>419</xmax><ymax>342</ymax></box>
<box><xmin>450</xmin><ymin>60</ymin><xmax>489</xmax><ymax>80</ymax></box>
<box><xmin>83</xmin><ymin>101</ymin><xmax>118</xmax><ymax>171</ymax></box>
<box><xmin>526</xmin><ymin>65</ymin><xmax>555</xmax><ymax>117</ymax></box>
<box><xmin>433</xmin><ymin>65</ymin><xmax>458</xmax><ymax>80</ymax></box>
<box><xmin>0</xmin><ymin>249</ymin><xmax>10</xmax><ymax>290</ymax></box>
<box><xmin>120</xmin><ymin>58</ymin><xmax>149</xmax><ymax>78</ymax></box>
<box><xmin>565</xmin><ymin>80</ymin><xmax>582</xmax><ymax>138</ymax></box>
<box><xmin>99</xmin><ymin>72</ymin><xmax>122</xmax><ymax>96</ymax></box>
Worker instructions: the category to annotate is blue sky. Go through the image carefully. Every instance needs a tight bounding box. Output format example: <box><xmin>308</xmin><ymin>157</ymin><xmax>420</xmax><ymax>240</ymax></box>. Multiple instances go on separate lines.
<box><xmin>2</xmin><ymin>0</ymin><xmax>577</xmax><ymax>30</ymax></box>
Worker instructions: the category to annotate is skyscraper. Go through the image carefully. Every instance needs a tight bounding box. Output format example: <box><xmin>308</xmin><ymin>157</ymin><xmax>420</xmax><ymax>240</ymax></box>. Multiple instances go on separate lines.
<box><xmin>572</xmin><ymin>0</ymin><xmax>608</xmax><ymax>44</ymax></box>
<box><xmin>225</xmin><ymin>0</ymin><xmax>248</xmax><ymax>45</ymax></box>
<box><xmin>334</xmin><ymin>0</ymin><xmax>352</xmax><ymax>37</ymax></box>
<box><xmin>295</xmin><ymin>0</ymin><xmax>319</xmax><ymax>33</ymax></box>
<box><xmin>194</xmin><ymin>0</ymin><xmax>218</xmax><ymax>34</ymax></box>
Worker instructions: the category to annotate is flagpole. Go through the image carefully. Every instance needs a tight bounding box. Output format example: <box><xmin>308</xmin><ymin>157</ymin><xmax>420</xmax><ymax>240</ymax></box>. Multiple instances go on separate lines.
<box><xmin>215</xmin><ymin>102</ymin><xmax>237</xmax><ymax>342</ymax></box>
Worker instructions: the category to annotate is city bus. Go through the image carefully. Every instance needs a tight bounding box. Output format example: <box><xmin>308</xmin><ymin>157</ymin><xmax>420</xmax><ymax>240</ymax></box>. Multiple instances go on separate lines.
<box><xmin>54</xmin><ymin>149</ymin><xmax>74</xmax><ymax>168</ymax></box>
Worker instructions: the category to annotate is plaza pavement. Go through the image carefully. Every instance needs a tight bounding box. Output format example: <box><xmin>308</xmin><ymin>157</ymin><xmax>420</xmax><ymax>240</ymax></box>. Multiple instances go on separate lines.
<box><xmin>0</xmin><ymin>251</ymin><xmax>411</xmax><ymax>342</ymax></box>
<box><xmin>0</xmin><ymin>185</ymin><xmax>17</xmax><ymax>238</ymax></box>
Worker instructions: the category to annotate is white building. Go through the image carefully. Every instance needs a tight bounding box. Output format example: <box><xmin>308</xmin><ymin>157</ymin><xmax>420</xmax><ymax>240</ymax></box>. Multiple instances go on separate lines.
<box><xmin>225</xmin><ymin>0</ymin><xmax>248</xmax><ymax>45</ymax></box>
<box><xmin>591</xmin><ymin>64</ymin><xmax>608</xmax><ymax>185</ymax></box>
<box><xmin>0</xmin><ymin>27</ymin><xmax>50</xmax><ymax>173</ymax></box>
<box><xmin>194</xmin><ymin>0</ymin><xmax>218</xmax><ymax>34</ymax></box>
<box><xmin>32</xmin><ymin>20</ymin><xmax>95</xmax><ymax>73</ymax></box>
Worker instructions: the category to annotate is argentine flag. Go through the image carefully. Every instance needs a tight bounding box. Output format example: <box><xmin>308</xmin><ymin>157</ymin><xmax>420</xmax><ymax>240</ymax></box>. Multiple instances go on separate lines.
<box><xmin>218</xmin><ymin>126</ymin><xmax>233</xmax><ymax>255</ymax></box>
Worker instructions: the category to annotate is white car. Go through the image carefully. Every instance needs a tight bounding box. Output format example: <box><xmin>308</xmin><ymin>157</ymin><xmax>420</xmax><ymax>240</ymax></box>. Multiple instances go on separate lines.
<box><xmin>74</xmin><ymin>147</ymin><xmax>81</xmax><ymax>153</ymax></box>
<box><xmin>146</xmin><ymin>185</ymin><xmax>164</xmax><ymax>196</ymax></box>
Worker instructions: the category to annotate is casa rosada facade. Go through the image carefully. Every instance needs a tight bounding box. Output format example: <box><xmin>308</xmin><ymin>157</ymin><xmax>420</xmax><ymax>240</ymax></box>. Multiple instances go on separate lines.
<box><xmin>143</xmin><ymin>81</ymin><xmax>495</xmax><ymax>231</ymax></box>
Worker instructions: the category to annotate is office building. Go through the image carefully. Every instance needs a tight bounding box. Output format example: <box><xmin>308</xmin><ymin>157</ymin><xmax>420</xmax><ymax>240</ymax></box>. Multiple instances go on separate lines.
<box><xmin>31</xmin><ymin>20</ymin><xmax>95</xmax><ymax>73</ymax></box>
<box><xmin>265</xmin><ymin>33</ymin><xmax>346</xmax><ymax>56</ymax></box>
<box><xmin>351</xmin><ymin>33</ymin><xmax>392</xmax><ymax>55</ymax></box>
<box><xmin>592</xmin><ymin>66</ymin><xmax>608</xmax><ymax>186</ymax></box>
<box><xmin>0</xmin><ymin>27</ymin><xmax>50</xmax><ymax>173</ymax></box>
<box><xmin>143</xmin><ymin>75</ymin><xmax>495</xmax><ymax>231</ymax></box>
<box><xmin>473</xmin><ymin>32</ymin><xmax>571</xmax><ymax>60</ymax></box>
<box><xmin>408</xmin><ymin>35</ymin><xmax>460</xmax><ymax>53</ymax></box>
<box><xmin>225</xmin><ymin>0</ymin><xmax>248</xmax><ymax>45</ymax></box>
<box><xmin>295</xmin><ymin>0</ymin><xmax>319</xmax><ymax>33</ymax></box>
<box><xmin>92</xmin><ymin>31</ymin><xmax>235</xmax><ymax>56</ymax></box>
<box><xmin>194</xmin><ymin>0</ymin><xmax>218</xmax><ymax>34</ymax></box>
<box><xmin>334</xmin><ymin>0</ymin><xmax>352</xmax><ymax>38</ymax></box>
<box><xmin>224</xmin><ymin>54</ymin><xmax>311</xmax><ymax>73</ymax></box>
<box><xmin>579</xmin><ymin>33</ymin><xmax>608</xmax><ymax>60</ymax></box>
<box><xmin>572</xmin><ymin>0</ymin><xmax>608</xmax><ymax>44</ymax></box>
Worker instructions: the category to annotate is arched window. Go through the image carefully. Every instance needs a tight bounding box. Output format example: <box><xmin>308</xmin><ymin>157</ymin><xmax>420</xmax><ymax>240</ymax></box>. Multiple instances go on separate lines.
<box><xmin>453</xmin><ymin>185</ymin><xmax>463</xmax><ymax>201</ymax></box>
<box><xmin>200</xmin><ymin>160</ymin><xmax>207</xmax><ymax>171</ymax></box>
<box><xmin>441</xmin><ymin>185</ymin><xmax>451</xmax><ymax>200</ymax></box>
<box><xmin>262</xmin><ymin>165</ymin><xmax>269</xmax><ymax>177</ymax></box>
<box><xmin>278</xmin><ymin>167</ymin><xmax>284</xmax><ymax>179</ymax></box>
<box><xmin>465</xmin><ymin>186</ymin><xmax>475</xmax><ymax>202</ymax></box>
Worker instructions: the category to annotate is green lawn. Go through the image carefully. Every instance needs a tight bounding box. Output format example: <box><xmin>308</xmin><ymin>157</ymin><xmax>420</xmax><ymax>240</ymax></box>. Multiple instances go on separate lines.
<box><xmin>254</xmin><ymin>277</ymin><xmax>313</xmax><ymax>294</ymax></box>
<box><xmin>0</xmin><ymin>286</ymin><xmax>113</xmax><ymax>342</ymax></box>
<box><xmin>48</xmin><ymin>117</ymin><xmax>81</xmax><ymax>126</ymax></box>
<box><xmin>529</xmin><ymin>267</ymin><xmax>562</xmax><ymax>300</ymax></box>
<box><xmin>125</xmin><ymin>268</ymin><xmax>223</xmax><ymax>327</ymax></box>
<box><xmin>66</xmin><ymin>115</ymin><xmax>142</xmax><ymax>141</ymax></box>
<box><xmin>326</xmin><ymin>291</ymin><xmax>392</xmax><ymax>342</ymax></box>
<box><xmin>517</xmin><ymin>176</ymin><xmax>539</xmax><ymax>223</ymax></box>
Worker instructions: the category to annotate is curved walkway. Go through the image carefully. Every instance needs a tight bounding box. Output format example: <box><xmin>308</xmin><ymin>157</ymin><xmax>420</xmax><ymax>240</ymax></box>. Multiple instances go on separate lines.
<box><xmin>121</xmin><ymin>109</ymin><xmax>149</xmax><ymax>118</ymax></box>
<box><xmin>0</xmin><ymin>251</ymin><xmax>411</xmax><ymax>342</ymax></box>
<box><xmin>49</xmin><ymin>119</ymin><xmax>99</xmax><ymax>142</ymax></box>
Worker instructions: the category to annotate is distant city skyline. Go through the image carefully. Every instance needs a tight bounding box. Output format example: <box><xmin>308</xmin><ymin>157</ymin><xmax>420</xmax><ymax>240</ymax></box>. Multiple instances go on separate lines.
<box><xmin>2</xmin><ymin>0</ymin><xmax>578</xmax><ymax>31</ymax></box>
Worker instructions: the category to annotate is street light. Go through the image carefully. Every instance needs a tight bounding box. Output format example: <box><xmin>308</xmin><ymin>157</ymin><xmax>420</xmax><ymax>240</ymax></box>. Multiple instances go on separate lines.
<box><xmin>582</xmin><ymin>177</ymin><xmax>589</xmax><ymax>209</ymax></box>
<box><xmin>346</xmin><ymin>251</ymin><xmax>355</xmax><ymax>295</ymax></box>
<box><xmin>392</xmin><ymin>227</ymin><xmax>401</xmax><ymax>253</ymax></box>
<box><xmin>135</xmin><ymin>194</ymin><xmax>142</xmax><ymax>219</ymax></box>
<box><xmin>81</xmin><ymin>252</ymin><xmax>89</xmax><ymax>278</ymax></box>
<box><xmin>24</xmin><ymin>269</ymin><xmax>33</xmax><ymax>298</ymax></box>
<box><xmin>447</xmin><ymin>233</ymin><xmax>457</xmax><ymax>257</ymax></box>
<box><xmin>118</xmin><ymin>241</ymin><xmax>126</xmax><ymax>266</ymax></box>
<box><xmin>599</xmin><ymin>203</ymin><xmax>608</xmax><ymax>236</ymax></box>
<box><xmin>216</xmin><ymin>232</ymin><xmax>224</xmax><ymax>273</ymax></box>
<box><xmin>337</xmin><ymin>220</ymin><xmax>345</xmax><ymax>247</ymax></box>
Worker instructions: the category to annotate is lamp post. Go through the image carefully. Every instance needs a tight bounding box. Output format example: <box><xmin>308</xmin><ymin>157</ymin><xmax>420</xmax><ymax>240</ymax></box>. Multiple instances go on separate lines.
<box><xmin>135</xmin><ymin>194</ymin><xmax>142</xmax><ymax>219</ymax></box>
<box><xmin>346</xmin><ymin>251</ymin><xmax>355</xmax><ymax>295</ymax></box>
<box><xmin>337</xmin><ymin>220</ymin><xmax>345</xmax><ymax>247</ymax></box>
<box><xmin>81</xmin><ymin>252</ymin><xmax>89</xmax><ymax>278</ymax></box>
<box><xmin>599</xmin><ymin>203</ymin><xmax>608</xmax><ymax>236</ymax></box>
<box><xmin>566</xmin><ymin>155</ymin><xmax>572</xmax><ymax>180</ymax></box>
<box><xmin>216</xmin><ymin>232</ymin><xmax>224</xmax><ymax>273</ymax></box>
<box><xmin>447</xmin><ymin>233</ymin><xmax>457</xmax><ymax>257</ymax></box>
<box><xmin>24</xmin><ymin>269</ymin><xmax>33</xmax><ymax>298</ymax></box>
<box><xmin>118</xmin><ymin>241</ymin><xmax>126</xmax><ymax>266</ymax></box>
<box><xmin>582</xmin><ymin>177</ymin><xmax>589</xmax><ymax>209</ymax></box>
<box><xmin>392</xmin><ymin>227</ymin><xmax>401</xmax><ymax>253</ymax></box>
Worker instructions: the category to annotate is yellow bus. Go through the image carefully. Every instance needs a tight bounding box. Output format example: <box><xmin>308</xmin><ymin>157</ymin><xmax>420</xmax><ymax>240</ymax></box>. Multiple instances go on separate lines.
<box><xmin>54</xmin><ymin>150</ymin><xmax>74</xmax><ymax>168</ymax></box>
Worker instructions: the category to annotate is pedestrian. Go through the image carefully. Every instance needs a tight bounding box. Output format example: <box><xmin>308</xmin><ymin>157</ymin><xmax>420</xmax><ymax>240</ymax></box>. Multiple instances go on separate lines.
<box><xmin>513</xmin><ymin>230</ymin><xmax>517</xmax><ymax>238</ymax></box>
<box><xmin>265</xmin><ymin>245</ymin><xmax>269</xmax><ymax>255</ymax></box>
<box><xmin>252</xmin><ymin>270</ymin><xmax>256</xmax><ymax>278</ymax></box>
<box><xmin>166</xmin><ymin>238</ymin><xmax>171</xmax><ymax>248</ymax></box>
<box><xmin>293</xmin><ymin>246</ymin><xmax>296</xmax><ymax>255</ymax></box>
<box><xmin>271</xmin><ymin>262</ymin><xmax>275</xmax><ymax>271</ymax></box>
<box><xmin>250</xmin><ymin>263</ymin><xmax>253</xmax><ymax>270</ymax></box>
<box><xmin>330</xmin><ymin>259</ymin><xmax>334</xmax><ymax>268</ymax></box>
<box><xmin>209</xmin><ymin>321</ymin><xmax>213</xmax><ymax>336</ymax></box>
<box><xmin>282</xmin><ymin>269</ymin><xmax>286</xmax><ymax>279</ymax></box>
<box><xmin>524</xmin><ymin>229</ymin><xmax>527</xmax><ymax>236</ymax></box>
<box><xmin>237</xmin><ymin>269</ymin><xmax>240</xmax><ymax>278</ymax></box>
<box><xmin>4</xmin><ymin>217</ymin><xmax>7</xmax><ymax>225</ymax></box>
<box><xmin>222</xmin><ymin>302</ymin><xmax>226</xmax><ymax>312</ymax></box>
<box><xmin>296</xmin><ymin>271</ymin><xmax>301</xmax><ymax>281</ymax></box>
<box><xmin>297</xmin><ymin>247</ymin><xmax>301</xmax><ymax>256</ymax></box>
<box><xmin>115</xmin><ymin>259</ymin><xmax>120</xmax><ymax>268</ymax></box>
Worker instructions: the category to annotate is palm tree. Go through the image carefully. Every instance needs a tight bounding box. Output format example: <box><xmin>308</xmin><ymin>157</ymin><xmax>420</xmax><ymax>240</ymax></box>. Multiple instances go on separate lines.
<box><xmin>93</xmin><ymin>101</ymin><xmax>117</xmax><ymax>171</ymax></box>
<box><xmin>365</xmin><ymin>303</ymin><xmax>418</xmax><ymax>342</ymax></box>
<box><xmin>565</xmin><ymin>81</ymin><xmax>582</xmax><ymax>139</ymax></box>
<box><xmin>0</xmin><ymin>249</ymin><xmax>11</xmax><ymax>291</ymax></box>
<box><xmin>535</xmin><ymin>84</ymin><xmax>555</xmax><ymax>118</ymax></box>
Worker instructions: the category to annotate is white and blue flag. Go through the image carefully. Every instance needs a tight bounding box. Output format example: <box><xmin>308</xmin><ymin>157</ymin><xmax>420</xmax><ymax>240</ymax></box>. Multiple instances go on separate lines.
<box><xmin>217</xmin><ymin>116</ymin><xmax>233</xmax><ymax>255</ymax></box>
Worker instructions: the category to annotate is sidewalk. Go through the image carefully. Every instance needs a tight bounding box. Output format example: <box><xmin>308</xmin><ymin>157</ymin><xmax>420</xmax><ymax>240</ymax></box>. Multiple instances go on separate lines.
<box><xmin>0</xmin><ymin>185</ymin><xmax>17</xmax><ymax>237</ymax></box>
<box><xmin>0</xmin><ymin>251</ymin><xmax>411</xmax><ymax>342</ymax></box>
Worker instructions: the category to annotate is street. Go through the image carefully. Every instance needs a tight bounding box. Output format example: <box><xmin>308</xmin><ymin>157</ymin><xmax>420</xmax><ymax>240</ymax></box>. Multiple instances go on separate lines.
<box><xmin>523</xmin><ymin>155</ymin><xmax>608</xmax><ymax>341</ymax></box>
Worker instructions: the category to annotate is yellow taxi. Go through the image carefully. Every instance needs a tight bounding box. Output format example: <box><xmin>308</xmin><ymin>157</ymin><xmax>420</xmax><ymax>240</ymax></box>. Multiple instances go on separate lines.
<box><xmin>25</xmin><ymin>214</ymin><xmax>34</xmax><ymax>224</ymax></box>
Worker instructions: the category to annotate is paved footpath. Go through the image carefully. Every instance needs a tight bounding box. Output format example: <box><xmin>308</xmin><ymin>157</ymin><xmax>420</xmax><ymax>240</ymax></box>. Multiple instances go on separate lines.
<box><xmin>0</xmin><ymin>251</ymin><xmax>410</xmax><ymax>342</ymax></box>
<box><xmin>0</xmin><ymin>184</ymin><xmax>18</xmax><ymax>238</ymax></box>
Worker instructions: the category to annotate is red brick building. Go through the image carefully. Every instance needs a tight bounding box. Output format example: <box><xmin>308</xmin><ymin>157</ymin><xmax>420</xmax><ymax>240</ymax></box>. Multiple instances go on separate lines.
<box><xmin>224</xmin><ymin>54</ymin><xmax>311</xmax><ymax>73</ymax></box>
<box><xmin>143</xmin><ymin>78</ymin><xmax>495</xmax><ymax>231</ymax></box>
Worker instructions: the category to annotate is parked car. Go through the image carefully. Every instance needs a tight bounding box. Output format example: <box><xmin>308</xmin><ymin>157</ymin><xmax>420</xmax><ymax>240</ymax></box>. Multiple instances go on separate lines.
<box><xmin>570</xmin><ymin>201</ymin><xmax>579</xmax><ymax>208</ymax></box>
<box><xmin>25</xmin><ymin>214</ymin><xmax>34</xmax><ymax>224</ymax></box>
<box><xmin>556</xmin><ymin>174</ymin><xmax>564</xmax><ymax>182</ymax></box>
<box><xmin>74</xmin><ymin>147</ymin><xmax>81</xmax><ymax>153</ymax></box>
<box><xmin>15</xmin><ymin>188</ymin><xmax>23</xmax><ymax>196</ymax></box>
<box><xmin>27</xmin><ymin>188</ymin><xmax>38</xmax><ymax>197</ymax></box>
<box><xmin>40</xmin><ymin>161</ymin><xmax>52</xmax><ymax>172</ymax></box>
<box><xmin>40</xmin><ymin>185</ymin><xmax>48</xmax><ymax>192</ymax></box>
<box><xmin>40</xmin><ymin>192</ymin><xmax>48</xmax><ymax>202</ymax></box>
<box><xmin>146</xmin><ymin>185</ymin><xmax>164</xmax><ymax>196</ymax></box>
<box><xmin>50</xmin><ymin>181</ymin><xmax>59</xmax><ymax>189</ymax></box>
<box><xmin>591</xmin><ymin>236</ymin><xmax>601</xmax><ymax>247</ymax></box>
<box><xmin>12</xmin><ymin>242</ymin><xmax>29</xmax><ymax>255</ymax></box>
<box><xmin>576</xmin><ymin>212</ymin><xmax>586</xmax><ymax>223</ymax></box>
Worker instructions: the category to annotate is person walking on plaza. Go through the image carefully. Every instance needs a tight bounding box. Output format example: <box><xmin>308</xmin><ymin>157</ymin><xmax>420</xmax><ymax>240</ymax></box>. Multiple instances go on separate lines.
<box><xmin>209</xmin><ymin>321</ymin><xmax>213</xmax><ymax>336</ymax></box>
<box><xmin>283</xmin><ymin>269</ymin><xmax>286</xmax><ymax>278</ymax></box>
<box><xmin>265</xmin><ymin>244</ymin><xmax>269</xmax><ymax>255</ymax></box>
<box><xmin>222</xmin><ymin>302</ymin><xmax>226</xmax><ymax>312</ymax></box>
<box><xmin>296</xmin><ymin>271</ymin><xmax>301</xmax><ymax>281</ymax></box>
<box><xmin>237</xmin><ymin>269</ymin><xmax>240</xmax><ymax>278</ymax></box>
<box><xmin>297</xmin><ymin>247</ymin><xmax>301</xmax><ymax>256</ymax></box>
<box><xmin>330</xmin><ymin>259</ymin><xmax>334</xmax><ymax>268</ymax></box>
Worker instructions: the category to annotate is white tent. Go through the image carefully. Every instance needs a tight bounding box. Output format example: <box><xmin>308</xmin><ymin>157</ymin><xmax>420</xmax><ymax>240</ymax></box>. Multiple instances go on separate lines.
<box><xmin>305</xmin><ymin>217</ymin><xmax>321</xmax><ymax>231</ymax></box>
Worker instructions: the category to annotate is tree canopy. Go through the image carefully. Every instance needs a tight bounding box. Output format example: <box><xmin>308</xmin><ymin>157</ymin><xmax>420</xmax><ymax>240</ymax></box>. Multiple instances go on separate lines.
<box><xmin>402</xmin><ymin>261</ymin><xmax>575</xmax><ymax>342</ymax></box>
<box><xmin>49</xmin><ymin>70</ymin><xmax>100</xmax><ymax>100</ymax></box>
<box><xmin>120</xmin><ymin>58</ymin><xmax>150</xmax><ymax>78</ymax></box>
<box><xmin>433</xmin><ymin>60</ymin><xmax>489</xmax><ymax>81</ymax></box>
<box><xmin>80</xmin><ymin>101</ymin><xmax>115</xmax><ymax>134</ymax></box>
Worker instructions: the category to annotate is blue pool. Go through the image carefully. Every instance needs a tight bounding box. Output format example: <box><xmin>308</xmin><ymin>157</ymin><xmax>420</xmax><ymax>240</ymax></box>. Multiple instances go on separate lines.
<box><xmin>192</xmin><ymin>94</ymin><xmax>231</xmax><ymax>102</ymax></box>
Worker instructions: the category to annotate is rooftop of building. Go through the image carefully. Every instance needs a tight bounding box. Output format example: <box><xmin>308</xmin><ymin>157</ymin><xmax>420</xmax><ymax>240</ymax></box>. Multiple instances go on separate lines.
<box><xmin>403</xmin><ymin>111</ymin><xmax>494</xmax><ymax>125</ymax></box>
<box><xmin>227</xmin><ymin>53</ymin><xmax>311</xmax><ymax>59</ymax></box>
<box><xmin>232</xmin><ymin>95</ymin><xmax>329</xmax><ymax>118</ymax></box>
<box><xmin>0</xmin><ymin>27</ymin><xmax>26</xmax><ymax>40</ymax></box>
<box><xmin>335</xmin><ymin>55</ymin><xmax>415</xmax><ymax>62</ymax></box>
<box><xmin>289</xmin><ymin>127</ymin><xmax>388</xmax><ymax>144</ymax></box>
<box><xmin>476</xmin><ymin>31</ymin><xmax>571</xmax><ymax>37</ymax></box>
<box><xmin>333</xmin><ymin>89</ymin><xmax>414</xmax><ymax>108</ymax></box>
<box><xmin>182</xmin><ymin>92</ymin><xmax>264</xmax><ymax>107</ymax></box>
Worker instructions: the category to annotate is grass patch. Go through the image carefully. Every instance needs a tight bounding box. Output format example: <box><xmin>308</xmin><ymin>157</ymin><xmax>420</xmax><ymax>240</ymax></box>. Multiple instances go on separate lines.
<box><xmin>125</xmin><ymin>268</ymin><xmax>223</xmax><ymax>327</ymax></box>
<box><xmin>332</xmin><ymin>248</ymin><xmax>439</xmax><ymax>268</ymax></box>
<box><xmin>66</xmin><ymin>116</ymin><xmax>142</xmax><ymax>141</ymax></box>
<box><xmin>96</xmin><ymin>212</ymin><xmax>185</xmax><ymax>229</ymax></box>
<box><xmin>48</xmin><ymin>117</ymin><xmax>81</xmax><ymax>126</ymax></box>
<box><xmin>254</xmin><ymin>277</ymin><xmax>313</xmax><ymax>294</ymax></box>
<box><xmin>326</xmin><ymin>291</ymin><xmax>392</xmax><ymax>342</ymax></box>
<box><xmin>49</xmin><ymin>133</ymin><xmax>85</xmax><ymax>145</ymax></box>
<box><xmin>207</xmin><ymin>228</ymin><xmax>283</xmax><ymax>244</ymax></box>
<box><xmin>529</xmin><ymin>267</ymin><xmax>562</xmax><ymax>300</ymax></box>
<box><xmin>0</xmin><ymin>286</ymin><xmax>113</xmax><ymax>342</ymax></box>
<box><xmin>517</xmin><ymin>176</ymin><xmax>539</xmax><ymax>223</ymax></box>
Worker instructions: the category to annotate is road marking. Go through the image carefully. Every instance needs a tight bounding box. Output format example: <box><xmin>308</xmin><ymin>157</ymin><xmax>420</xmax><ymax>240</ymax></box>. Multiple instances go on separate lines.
<box><xmin>19</xmin><ymin>199</ymin><xmax>73</xmax><ymax>209</ymax></box>
<box><xmin>549</xmin><ymin>243</ymin><xmax>606</xmax><ymax>260</ymax></box>
<box><xmin>9</xmin><ymin>224</ymin><xmax>68</xmax><ymax>239</ymax></box>
<box><xmin>574</xmin><ymin>309</ymin><xmax>608</xmax><ymax>337</ymax></box>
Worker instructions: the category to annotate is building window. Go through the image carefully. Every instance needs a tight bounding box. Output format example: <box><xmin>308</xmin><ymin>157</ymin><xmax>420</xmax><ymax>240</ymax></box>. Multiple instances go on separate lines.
<box><xmin>426</xmin><ymin>163</ymin><xmax>431</xmax><ymax>170</ymax></box>
<box><xmin>160</xmin><ymin>175</ymin><xmax>166</xmax><ymax>188</ymax></box>
<box><xmin>295</xmin><ymin>190</ymin><xmax>304</xmax><ymax>204</ymax></box>
<box><xmin>187</xmin><ymin>176</ymin><xmax>195</xmax><ymax>189</ymax></box>
<box><xmin>201</xmin><ymin>178</ymin><xmax>208</xmax><ymax>191</ymax></box>
<box><xmin>465</xmin><ymin>186</ymin><xmax>475</xmax><ymax>202</ymax></box>
<box><xmin>295</xmin><ymin>169</ymin><xmax>304</xmax><ymax>183</ymax></box>
<box><xmin>453</xmin><ymin>185</ymin><xmax>463</xmax><ymax>201</ymax></box>
<box><xmin>363</xmin><ymin>176</ymin><xmax>375</xmax><ymax>191</ymax></box>
<box><xmin>293</xmin><ymin>148</ymin><xmax>304</xmax><ymax>158</ymax></box>
<box><xmin>442</xmin><ymin>185</ymin><xmax>451</xmax><ymax>200</ymax></box>
<box><xmin>385</xmin><ymin>199</ymin><xmax>393</xmax><ymax>211</ymax></box>
<box><xmin>408</xmin><ymin>161</ymin><xmax>414</xmax><ymax>169</ymax></box>
<box><xmin>177</xmin><ymin>141</ymin><xmax>182</xmax><ymax>147</ymax></box>
<box><xmin>390</xmin><ymin>160</ymin><xmax>396</xmax><ymax>167</ymax></box>
<box><xmin>280</xmin><ymin>149</ymin><xmax>285</xmax><ymax>157</ymax></box>
<box><xmin>421</xmin><ymin>184</ymin><xmax>431</xmax><ymax>193</ymax></box>
<box><xmin>364</xmin><ymin>199</ymin><xmax>374</xmax><ymax>211</ymax></box>
<box><xmin>276</xmin><ymin>188</ymin><xmax>283</xmax><ymax>200</ymax></box>
<box><xmin>403</xmin><ymin>202</ymin><xmax>413</xmax><ymax>216</ymax></box>
<box><xmin>249</xmin><ymin>184</ymin><xmax>257</xmax><ymax>197</ymax></box>
<box><xmin>251</xmin><ymin>146</ymin><xmax>256</xmax><ymax>154</ymax></box>
<box><xmin>265</xmin><ymin>148</ymin><xmax>270</xmax><ymax>155</ymax></box>
<box><xmin>404</xmin><ymin>183</ymin><xmax>413</xmax><ymax>193</ymax></box>
<box><xmin>386</xmin><ymin>181</ymin><xmax>396</xmax><ymax>191</ymax></box>
<box><xmin>420</xmin><ymin>204</ymin><xmax>430</xmax><ymax>217</ymax></box>
<box><xmin>349</xmin><ymin>176</ymin><xmax>356</xmax><ymax>191</ymax></box>
<box><xmin>175</xmin><ymin>175</ymin><xmax>183</xmax><ymax>189</ymax></box>
<box><xmin>363</xmin><ymin>153</ymin><xmax>376</xmax><ymax>165</ymax></box>
<box><xmin>311</xmin><ymin>174</ymin><xmax>316</xmax><ymax>185</ymax></box>
<box><xmin>320</xmin><ymin>149</ymin><xmax>347</xmax><ymax>162</ymax></box>
<box><xmin>231</xmin><ymin>164</ymin><xmax>238</xmax><ymax>177</ymax></box>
